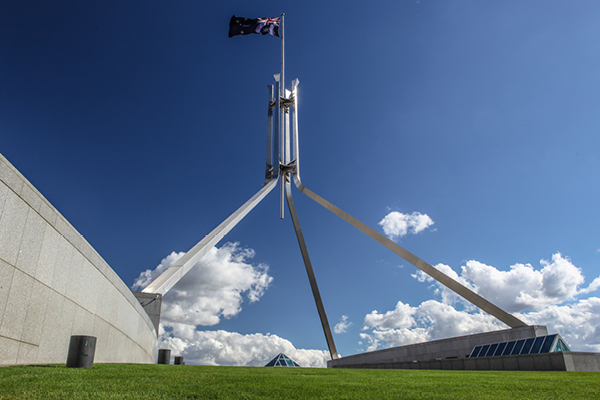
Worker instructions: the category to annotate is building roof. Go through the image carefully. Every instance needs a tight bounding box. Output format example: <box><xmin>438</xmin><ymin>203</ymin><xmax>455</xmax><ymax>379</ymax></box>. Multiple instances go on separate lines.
<box><xmin>265</xmin><ymin>353</ymin><xmax>301</xmax><ymax>367</ymax></box>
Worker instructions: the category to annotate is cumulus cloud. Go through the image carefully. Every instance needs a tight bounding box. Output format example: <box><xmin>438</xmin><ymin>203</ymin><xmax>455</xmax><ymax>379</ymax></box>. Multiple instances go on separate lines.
<box><xmin>520</xmin><ymin>297</ymin><xmax>600</xmax><ymax>352</ymax></box>
<box><xmin>378</xmin><ymin>211</ymin><xmax>434</xmax><ymax>241</ymax></box>
<box><xmin>159</xmin><ymin>328</ymin><xmax>330</xmax><ymax>367</ymax></box>
<box><xmin>133</xmin><ymin>242</ymin><xmax>273</xmax><ymax>326</ymax></box>
<box><xmin>412</xmin><ymin>262</ymin><xmax>477</xmax><ymax>306</ymax></box>
<box><xmin>579</xmin><ymin>276</ymin><xmax>600</xmax><ymax>295</ymax></box>
<box><xmin>334</xmin><ymin>315</ymin><xmax>352</xmax><ymax>334</ymax></box>
<box><xmin>361</xmin><ymin>300</ymin><xmax>504</xmax><ymax>351</ymax></box>
<box><xmin>412</xmin><ymin>253</ymin><xmax>587</xmax><ymax>313</ymax></box>
<box><xmin>134</xmin><ymin>243</ymin><xmax>329</xmax><ymax>367</ymax></box>
<box><xmin>361</xmin><ymin>253</ymin><xmax>600</xmax><ymax>352</ymax></box>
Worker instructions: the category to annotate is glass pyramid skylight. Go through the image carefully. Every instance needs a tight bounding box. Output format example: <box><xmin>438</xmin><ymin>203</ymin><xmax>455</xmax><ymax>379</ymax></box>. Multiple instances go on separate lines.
<box><xmin>469</xmin><ymin>334</ymin><xmax>571</xmax><ymax>358</ymax></box>
<box><xmin>265</xmin><ymin>353</ymin><xmax>301</xmax><ymax>367</ymax></box>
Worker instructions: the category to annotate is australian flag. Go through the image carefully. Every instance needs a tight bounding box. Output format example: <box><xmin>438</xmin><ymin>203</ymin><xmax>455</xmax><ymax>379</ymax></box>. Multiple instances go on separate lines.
<box><xmin>229</xmin><ymin>16</ymin><xmax>280</xmax><ymax>38</ymax></box>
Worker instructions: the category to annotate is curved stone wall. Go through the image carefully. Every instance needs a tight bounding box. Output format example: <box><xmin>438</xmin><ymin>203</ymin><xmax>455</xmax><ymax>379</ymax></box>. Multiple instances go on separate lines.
<box><xmin>0</xmin><ymin>154</ymin><xmax>156</xmax><ymax>365</ymax></box>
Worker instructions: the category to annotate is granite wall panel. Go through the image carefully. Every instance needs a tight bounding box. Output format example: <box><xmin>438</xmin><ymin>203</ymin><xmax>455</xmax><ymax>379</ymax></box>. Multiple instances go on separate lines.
<box><xmin>0</xmin><ymin>153</ymin><xmax>156</xmax><ymax>365</ymax></box>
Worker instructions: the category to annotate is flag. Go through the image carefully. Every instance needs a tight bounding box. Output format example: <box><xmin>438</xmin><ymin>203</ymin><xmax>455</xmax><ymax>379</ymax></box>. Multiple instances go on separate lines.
<box><xmin>229</xmin><ymin>16</ymin><xmax>280</xmax><ymax>38</ymax></box>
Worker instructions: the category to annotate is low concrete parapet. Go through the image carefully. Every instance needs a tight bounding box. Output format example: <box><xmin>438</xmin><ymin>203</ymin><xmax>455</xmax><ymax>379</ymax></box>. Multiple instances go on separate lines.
<box><xmin>331</xmin><ymin>352</ymin><xmax>600</xmax><ymax>371</ymax></box>
<box><xmin>564</xmin><ymin>352</ymin><xmax>600</xmax><ymax>372</ymax></box>
<box><xmin>329</xmin><ymin>326</ymin><xmax>546</xmax><ymax>369</ymax></box>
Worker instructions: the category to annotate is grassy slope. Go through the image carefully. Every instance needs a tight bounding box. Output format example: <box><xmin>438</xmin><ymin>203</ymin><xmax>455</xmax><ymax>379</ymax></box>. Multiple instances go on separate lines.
<box><xmin>0</xmin><ymin>364</ymin><xmax>598</xmax><ymax>400</ymax></box>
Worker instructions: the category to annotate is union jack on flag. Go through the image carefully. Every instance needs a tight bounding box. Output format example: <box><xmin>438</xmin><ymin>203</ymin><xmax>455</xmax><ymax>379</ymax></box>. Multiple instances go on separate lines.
<box><xmin>229</xmin><ymin>16</ymin><xmax>280</xmax><ymax>38</ymax></box>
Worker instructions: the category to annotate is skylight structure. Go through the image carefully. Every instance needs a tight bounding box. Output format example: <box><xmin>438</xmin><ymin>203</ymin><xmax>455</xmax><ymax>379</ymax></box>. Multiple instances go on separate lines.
<box><xmin>469</xmin><ymin>334</ymin><xmax>571</xmax><ymax>358</ymax></box>
<box><xmin>265</xmin><ymin>353</ymin><xmax>301</xmax><ymax>367</ymax></box>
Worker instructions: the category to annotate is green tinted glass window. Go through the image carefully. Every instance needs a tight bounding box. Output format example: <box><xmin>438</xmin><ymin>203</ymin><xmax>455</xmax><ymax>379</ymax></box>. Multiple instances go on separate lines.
<box><xmin>555</xmin><ymin>338</ymin><xmax>570</xmax><ymax>352</ymax></box>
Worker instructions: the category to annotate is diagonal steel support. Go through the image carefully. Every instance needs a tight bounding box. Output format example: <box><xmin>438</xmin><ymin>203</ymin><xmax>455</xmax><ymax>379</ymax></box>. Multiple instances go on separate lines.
<box><xmin>286</xmin><ymin>74</ymin><xmax>523</xmax><ymax>341</ymax></box>
<box><xmin>292</xmin><ymin>175</ymin><xmax>527</xmax><ymax>329</ymax></box>
<box><xmin>284</xmin><ymin>176</ymin><xmax>339</xmax><ymax>359</ymax></box>
<box><xmin>142</xmin><ymin>177</ymin><xmax>279</xmax><ymax>295</ymax></box>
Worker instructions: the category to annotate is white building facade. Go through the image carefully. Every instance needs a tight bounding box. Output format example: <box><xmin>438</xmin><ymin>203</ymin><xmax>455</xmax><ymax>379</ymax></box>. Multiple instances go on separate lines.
<box><xmin>0</xmin><ymin>154</ymin><xmax>156</xmax><ymax>365</ymax></box>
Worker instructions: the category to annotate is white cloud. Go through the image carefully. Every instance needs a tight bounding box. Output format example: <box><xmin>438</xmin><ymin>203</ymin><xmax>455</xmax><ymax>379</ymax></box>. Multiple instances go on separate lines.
<box><xmin>412</xmin><ymin>263</ymin><xmax>477</xmax><ymax>306</ymax></box>
<box><xmin>334</xmin><ymin>315</ymin><xmax>352</xmax><ymax>334</ymax></box>
<box><xmin>579</xmin><ymin>276</ymin><xmax>600</xmax><ymax>295</ymax></box>
<box><xmin>133</xmin><ymin>242</ymin><xmax>273</xmax><ymax>326</ymax></box>
<box><xmin>378</xmin><ymin>211</ymin><xmax>434</xmax><ymax>241</ymax></box>
<box><xmin>361</xmin><ymin>253</ymin><xmax>600</xmax><ymax>352</ymax></box>
<box><xmin>520</xmin><ymin>297</ymin><xmax>600</xmax><ymax>352</ymax></box>
<box><xmin>135</xmin><ymin>244</ymin><xmax>329</xmax><ymax>367</ymax></box>
<box><xmin>159</xmin><ymin>329</ymin><xmax>330</xmax><ymax>367</ymax></box>
<box><xmin>412</xmin><ymin>253</ymin><xmax>587</xmax><ymax>313</ymax></box>
<box><xmin>363</xmin><ymin>301</ymin><xmax>416</xmax><ymax>331</ymax></box>
<box><xmin>361</xmin><ymin>300</ymin><xmax>504</xmax><ymax>351</ymax></box>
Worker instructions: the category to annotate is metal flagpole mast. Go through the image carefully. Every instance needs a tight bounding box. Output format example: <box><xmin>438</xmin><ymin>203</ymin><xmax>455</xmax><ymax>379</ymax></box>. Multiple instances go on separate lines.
<box><xmin>280</xmin><ymin>13</ymin><xmax>285</xmax><ymax>109</ymax></box>
<box><xmin>279</xmin><ymin>13</ymin><xmax>285</xmax><ymax>219</ymax></box>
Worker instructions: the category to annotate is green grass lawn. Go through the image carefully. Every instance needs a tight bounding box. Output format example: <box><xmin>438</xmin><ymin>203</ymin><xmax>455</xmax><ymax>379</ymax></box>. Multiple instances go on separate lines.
<box><xmin>0</xmin><ymin>364</ymin><xmax>598</xmax><ymax>400</ymax></box>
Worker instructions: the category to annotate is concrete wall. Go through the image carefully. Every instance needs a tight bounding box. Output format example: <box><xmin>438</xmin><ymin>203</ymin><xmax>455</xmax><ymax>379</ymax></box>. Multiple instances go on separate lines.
<box><xmin>332</xmin><ymin>352</ymin><xmax>600</xmax><ymax>372</ymax></box>
<box><xmin>0</xmin><ymin>154</ymin><xmax>157</xmax><ymax>365</ymax></box>
<box><xmin>329</xmin><ymin>326</ymin><xmax>547</xmax><ymax>368</ymax></box>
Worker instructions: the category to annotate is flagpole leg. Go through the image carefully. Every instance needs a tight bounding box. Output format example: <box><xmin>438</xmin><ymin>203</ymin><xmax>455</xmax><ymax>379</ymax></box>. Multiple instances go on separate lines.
<box><xmin>285</xmin><ymin>179</ymin><xmax>339</xmax><ymax>360</ymax></box>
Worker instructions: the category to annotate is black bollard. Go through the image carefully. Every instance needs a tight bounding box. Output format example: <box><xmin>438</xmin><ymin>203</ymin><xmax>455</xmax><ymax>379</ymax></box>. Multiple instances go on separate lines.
<box><xmin>66</xmin><ymin>335</ymin><xmax>97</xmax><ymax>368</ymax></box>
<box><xmin>174</xmin><ymin>356</ymin><xmax>184</xmax><ymax>365</ymax></box>
<box><xmin>158</xmin><ymin>349</ymin><xmax>171</xmax><ymax>364</ymax></box>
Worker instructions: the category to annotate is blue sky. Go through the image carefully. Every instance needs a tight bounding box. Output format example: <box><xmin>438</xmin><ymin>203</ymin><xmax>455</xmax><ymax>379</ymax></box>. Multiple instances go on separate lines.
<box><xmin>2</xmin><ymin>1</ymin><xmax>599</xmax><ymax>366</ymax></box>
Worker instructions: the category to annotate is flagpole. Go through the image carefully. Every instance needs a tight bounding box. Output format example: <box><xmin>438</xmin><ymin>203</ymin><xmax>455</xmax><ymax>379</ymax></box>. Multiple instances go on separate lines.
<box><xmin>279</xmin><ymin>12</ymin><xmax>285</xmax><ymax>219</ymax></box>
<box><xmin>280</xmin><ymin>13</ymin><xmax>285</xmax><ymax>101</ymax></box>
